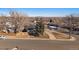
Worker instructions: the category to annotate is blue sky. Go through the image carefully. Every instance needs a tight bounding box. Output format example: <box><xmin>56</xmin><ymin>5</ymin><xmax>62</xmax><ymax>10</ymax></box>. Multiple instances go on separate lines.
<box><xmin>0</xmin><ymin>8</ymin><xmax>79</xmax><ymax>17</ymax></box>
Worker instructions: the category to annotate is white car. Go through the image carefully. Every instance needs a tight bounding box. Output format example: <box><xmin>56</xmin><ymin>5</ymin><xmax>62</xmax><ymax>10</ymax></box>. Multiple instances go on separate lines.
<box><xmin>0</xmin><ymin>35</ymin><xmax>6</xmax><ymax>40</ymax></box>
<box><xmin>49</xmin><ymin>26</ymin><xmax>57</xmax><ymax>29</ymax></box>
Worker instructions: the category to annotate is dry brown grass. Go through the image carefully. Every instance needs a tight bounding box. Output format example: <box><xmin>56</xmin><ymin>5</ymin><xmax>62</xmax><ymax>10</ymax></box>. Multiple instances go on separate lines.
<box><xmin>0</xmin><ymin>32</ymin><xmax>29</xmax><ymax>39</ymax></box>
<box><xmin>16</xmin><ymin>32</ymin><xmax>29</xmax><ymax>38</ymax></box>
<box><xmin>52</xmin><ymin>32</ymin><xmax>69</xmax><ymax>39</ymax></box>
<box><xmin>38</xmin><ymin>33</ymin><xmax>49</xmax><ymax>39</ymax></box>
<box><xmin>0</xmin><ymin>32</ymin><xmax>49</xmax><ymax>39</ymax></box>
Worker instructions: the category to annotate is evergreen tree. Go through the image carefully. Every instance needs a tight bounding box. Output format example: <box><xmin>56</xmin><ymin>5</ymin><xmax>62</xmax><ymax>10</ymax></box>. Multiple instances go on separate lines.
<box><xmin>49</xmin><ymin>18</ymin><xmax>52</xmax><ymax>23</ymax></box>
<box><xmin>35</xmin><ymin>17</ymin><xmax>44</xmax><ymax>35</ymax></box>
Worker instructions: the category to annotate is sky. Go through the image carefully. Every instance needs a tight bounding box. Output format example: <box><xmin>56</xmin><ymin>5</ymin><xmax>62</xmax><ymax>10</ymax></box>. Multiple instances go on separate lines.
<box><xmin>0</xmin><ymin>8</ymin><xmax>79</xmax><ymax>17</ymax></box>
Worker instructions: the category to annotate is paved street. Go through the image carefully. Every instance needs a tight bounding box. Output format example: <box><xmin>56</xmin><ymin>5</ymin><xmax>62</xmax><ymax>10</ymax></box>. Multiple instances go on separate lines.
<box><xmin>0</xmin><ymin>39</ymin><xmax>79</xmax><ymax>50</ymax></box>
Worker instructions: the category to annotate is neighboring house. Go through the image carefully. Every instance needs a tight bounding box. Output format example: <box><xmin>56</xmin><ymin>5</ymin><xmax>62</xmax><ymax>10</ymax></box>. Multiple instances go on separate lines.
<box><xmin>5</xmin><ymin>22</ymin><xmax>15</xmax><ymax>33</ymax></box>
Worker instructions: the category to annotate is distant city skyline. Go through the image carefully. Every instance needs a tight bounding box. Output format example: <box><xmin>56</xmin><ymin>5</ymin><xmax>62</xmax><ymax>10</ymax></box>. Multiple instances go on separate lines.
<box><xmin>0</xmin><ymin>8</ymin><xmax>79</xmax><ymax>17</ymax></box>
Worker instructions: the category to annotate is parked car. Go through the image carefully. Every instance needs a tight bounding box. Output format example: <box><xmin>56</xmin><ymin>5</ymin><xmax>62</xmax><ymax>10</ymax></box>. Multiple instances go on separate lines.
<box><xmin>47</xmin><ymin>24</ymin><xmax>58</xmax><ymax>30</ymax></box>
<box><xmin>0</xmin><ymin>35</ymin><xmax>6</xmax><ymax>40</ymax></box>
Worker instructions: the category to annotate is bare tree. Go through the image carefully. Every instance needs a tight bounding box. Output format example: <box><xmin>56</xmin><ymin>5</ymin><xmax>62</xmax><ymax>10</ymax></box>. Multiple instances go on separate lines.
<box><xmin>9</xmin><ymin>11</ymin><xmax>28</xmax><ymax>33</ymax></box>
<box><xmin>0</xmin><ymin>15</ymin><xmax>7</xmax><ymax>32</ymax></box>
<box><xmin>65</xmin><ymin>14</ymin><xmax>79</xmax><ymax>38</ymax></box>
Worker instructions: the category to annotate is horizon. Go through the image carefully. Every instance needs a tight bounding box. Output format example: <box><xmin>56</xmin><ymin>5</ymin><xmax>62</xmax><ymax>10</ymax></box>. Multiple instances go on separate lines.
<box><xmin>0</xmin><ymin>8</ymin><xmax>79</xmax><ymax>17</ymax></box>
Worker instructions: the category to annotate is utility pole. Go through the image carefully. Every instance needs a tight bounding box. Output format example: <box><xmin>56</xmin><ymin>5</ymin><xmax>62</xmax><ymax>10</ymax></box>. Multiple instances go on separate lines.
<box><xmin>68</xmin><ymin>15</ymin><xmax>73</xmax><ymax>39</ymax></box>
